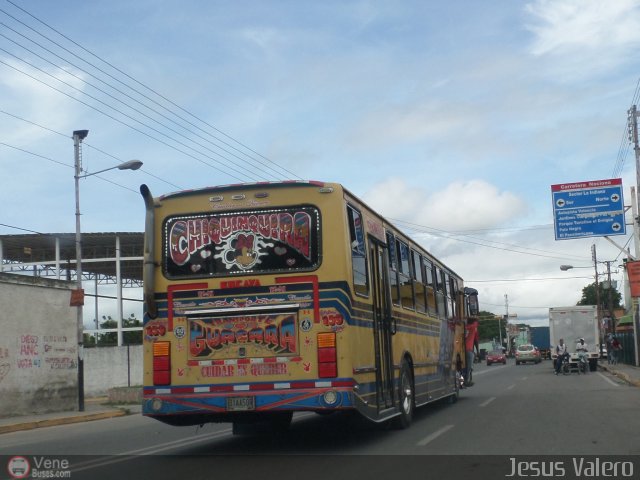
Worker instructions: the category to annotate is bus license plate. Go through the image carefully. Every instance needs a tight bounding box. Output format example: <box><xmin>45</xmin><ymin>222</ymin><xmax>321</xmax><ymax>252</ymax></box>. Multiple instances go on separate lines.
<box><xmin>227</xmin><ymin>396</ymin><xmax>255</xmax><ymax>411</ymax></box>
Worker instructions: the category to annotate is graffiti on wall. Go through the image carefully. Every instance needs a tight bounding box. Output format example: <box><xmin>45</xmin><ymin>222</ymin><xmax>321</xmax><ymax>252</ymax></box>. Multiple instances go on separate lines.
<box><xmin>16</xmin><ymin>334</ymin><xmax>77</xmax><ymax>371</ymax></box>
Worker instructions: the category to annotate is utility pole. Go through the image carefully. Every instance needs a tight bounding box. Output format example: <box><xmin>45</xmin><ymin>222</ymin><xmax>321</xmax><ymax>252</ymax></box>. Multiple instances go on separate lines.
<box><xmin>628</xmin><ymin>105</ymin><xmax>640</xmax><ymax>366</ymax></box>
<box><xmin>504</xmin><ymin>294</ymin><xmax>509</xmax><ymax>354</ymax></box>
<box><xmin>605</xmin><ymin>261</ymin><xmax>615</xmax><ymax>334</ymax></box>
<box><xmin>592</xmin><ymin>244</ymin><xmax>601</xmax><ymax>325</ymax></box>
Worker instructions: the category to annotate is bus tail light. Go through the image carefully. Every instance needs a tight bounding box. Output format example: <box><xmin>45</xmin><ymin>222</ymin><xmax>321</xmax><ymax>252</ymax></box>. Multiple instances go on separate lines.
<box><xmin>317</xmin><ymin>333</ymin><xmax>337</xmax><ymax>378</ymax></box>
<box><xmin>153</xmin><ymin>341</ymin><xmax>171</xmax><ymax>385</ymax></box>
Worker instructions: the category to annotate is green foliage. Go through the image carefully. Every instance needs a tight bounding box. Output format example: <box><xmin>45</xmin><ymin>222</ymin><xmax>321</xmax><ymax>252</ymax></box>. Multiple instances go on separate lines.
<box><xmin>84</xmin><ymin>314</ymin><xmax>142</xmax><ymax>347</ymax></box>
<box><xmin>576</xmin><ymin>281</ymin><xmax>622</xmax><ymax>313</ymax></box>
<box><xmin>477</xmin><ymin>310</ymin><xmax>503</xmax><ymax>343</ymax></box>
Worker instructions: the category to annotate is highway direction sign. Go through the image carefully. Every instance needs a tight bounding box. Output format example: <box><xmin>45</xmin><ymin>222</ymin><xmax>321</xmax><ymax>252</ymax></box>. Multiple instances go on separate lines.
<box><xmin>551</xmin><ymin>178</ymin><xmax>626</xmax><ymax>240</ymax></box>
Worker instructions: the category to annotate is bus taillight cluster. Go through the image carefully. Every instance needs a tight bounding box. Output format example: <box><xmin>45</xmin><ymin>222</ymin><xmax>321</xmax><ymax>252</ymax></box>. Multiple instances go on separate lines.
<box><xmin>317</xmin><ymin>332</ymin><xmax>337</xmax><ymax>378</ymax></box>
<box><xmin>153</xmin><ymin>341</ymin><xmax>171</xmax><ymax>385</ymax></box>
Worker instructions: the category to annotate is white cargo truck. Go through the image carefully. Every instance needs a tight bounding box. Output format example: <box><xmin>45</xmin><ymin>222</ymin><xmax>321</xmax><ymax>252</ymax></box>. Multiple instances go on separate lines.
<box><xmin>549</xmin><ymin>306</ymin><xmax>599</xmax><ymax>371</ymax></box>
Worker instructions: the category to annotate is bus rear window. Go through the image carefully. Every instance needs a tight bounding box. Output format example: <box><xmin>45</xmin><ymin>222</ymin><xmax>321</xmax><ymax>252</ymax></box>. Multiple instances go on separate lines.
<box><xmin>163</xmin><ymin>206</ymin><xmax>320</xmax><ymax>278</ymax></box>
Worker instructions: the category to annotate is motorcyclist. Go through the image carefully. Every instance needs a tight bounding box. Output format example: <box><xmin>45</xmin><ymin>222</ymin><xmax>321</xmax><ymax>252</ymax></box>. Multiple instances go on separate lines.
<box><xmin>576</xmin><ymin>338</ymin><xmax>589</xmax><ymax>373</ymax></box>
<box><xmin>555</xmin><ymin>338</ymin><xmax>568</xmax><ymax>375</ymax></box>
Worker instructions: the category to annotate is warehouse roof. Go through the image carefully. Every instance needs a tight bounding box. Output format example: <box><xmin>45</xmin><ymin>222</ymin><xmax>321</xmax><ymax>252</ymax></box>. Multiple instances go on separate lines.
<box><xmin>0</xmin><ymin>233</ymin><xmax>144</xmax><ymax>282</ymax></box>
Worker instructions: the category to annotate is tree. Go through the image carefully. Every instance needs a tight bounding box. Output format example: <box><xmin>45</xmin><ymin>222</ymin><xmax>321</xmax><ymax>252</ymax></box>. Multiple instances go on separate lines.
<box><xmin>88</xmin><ymin>314</ymin><xmax>142</xmax><ymax>346</ymax></box>
<box><xmin>477</xmin><ymin>310</ymin><xmax>502</xmax><ymax>343</ymax></box>
<box><xmin>576</xmin><ymin>281</ymin><xmax>622</xmax><ymax>313</ymax></box>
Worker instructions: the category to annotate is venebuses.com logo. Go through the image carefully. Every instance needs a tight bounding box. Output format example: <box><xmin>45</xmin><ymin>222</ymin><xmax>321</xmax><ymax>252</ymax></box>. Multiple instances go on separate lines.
<box><xmin>6</xmin><ymin>455</ymin><xmax>71</xmax><ymax>478</ymax></box>
<box><xmin>7</xmin><ymin>456</ymin><xmax>30</xmax><ymax>479</ymax></box>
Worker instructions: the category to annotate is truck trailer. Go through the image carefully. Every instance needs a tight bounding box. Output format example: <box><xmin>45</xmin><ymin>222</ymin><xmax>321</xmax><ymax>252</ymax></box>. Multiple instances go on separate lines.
<box><xmin>530</xmin><ymin>326</ymin><xmax>551</xmax><ymax>359</ymax></box>
<box><xmin>549</xmin><ymin>306</ymin><xmax>599</xmax><ymax>371</ymax></box>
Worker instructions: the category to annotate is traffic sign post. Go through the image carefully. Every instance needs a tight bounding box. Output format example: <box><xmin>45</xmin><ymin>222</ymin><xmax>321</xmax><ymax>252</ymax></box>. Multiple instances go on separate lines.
<box><xmin>551</xmin><ymin>178</ymin><xmax>626</xmax><ymax>240</ymax></box>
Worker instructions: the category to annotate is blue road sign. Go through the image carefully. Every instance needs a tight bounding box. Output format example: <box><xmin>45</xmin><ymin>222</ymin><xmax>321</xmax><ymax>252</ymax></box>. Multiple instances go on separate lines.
<box><xmin>551</xmin><ymin>178</ymin><xmax>626</xmax><ymax>240</ymax></box>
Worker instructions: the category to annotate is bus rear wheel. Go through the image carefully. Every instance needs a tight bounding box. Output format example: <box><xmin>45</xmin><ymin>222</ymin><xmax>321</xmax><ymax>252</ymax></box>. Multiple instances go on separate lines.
<box><xmin>393</xmin><ymin>361</ymin><xmax>415</xmax><ymax>429</ymax></box>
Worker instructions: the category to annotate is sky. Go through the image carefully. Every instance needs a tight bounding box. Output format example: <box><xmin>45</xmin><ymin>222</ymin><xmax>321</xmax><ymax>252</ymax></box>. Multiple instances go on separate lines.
<box><xmin>2</xmin><ymin>0</ymin><xmax>640</xmax><ymax>329</ymax></box>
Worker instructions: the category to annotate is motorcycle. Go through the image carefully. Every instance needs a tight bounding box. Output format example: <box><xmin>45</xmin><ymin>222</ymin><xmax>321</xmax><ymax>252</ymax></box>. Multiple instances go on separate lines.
<box><xmin>557</xmin><ymin>353</ymin><xmax>571</xmax><ymax>375</ymax></box>
<box><xmin>577</xmin><ymin>352</ymin><xmax>589</xmax><ymax>374</ymax></box>
<box><xmin>456</xmin><ymin>370</ymin><xmax>465</xmax><ymax>389</ymax></box>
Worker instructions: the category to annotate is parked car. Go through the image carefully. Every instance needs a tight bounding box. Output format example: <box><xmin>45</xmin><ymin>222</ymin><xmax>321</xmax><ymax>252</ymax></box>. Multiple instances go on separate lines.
<box><xmin>515</xmin><ymin>344</ymin><xmax>541</xmax><ymax>365</ymax></box>
<box><xmin>486</xmin><ymin>350</ymin><xmax>507</xmax><ymax>366</ymax></box>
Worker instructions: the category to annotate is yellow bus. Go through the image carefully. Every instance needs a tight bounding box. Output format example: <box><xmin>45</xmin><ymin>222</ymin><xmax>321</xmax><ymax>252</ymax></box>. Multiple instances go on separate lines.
<box><xmin>140</xmin><ymin>181</ymin><xmax>479</xmax><ymax>431</ymax></box>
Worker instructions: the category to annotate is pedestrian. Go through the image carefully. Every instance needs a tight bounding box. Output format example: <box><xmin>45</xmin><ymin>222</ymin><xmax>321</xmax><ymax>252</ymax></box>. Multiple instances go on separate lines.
<box><xmin>610</xmin><ymin>336</ymin><xmax>622</xmax><ymax>365</ymax></box>
<box><xmin>464</xmin><ymin>317</ymin><xmax>480</xmax><ymax>386</ymax></box>
<box><xmin>555</xmin><ymin>338</ymin><xmax>568</xmax><ymax>375</ymax></box>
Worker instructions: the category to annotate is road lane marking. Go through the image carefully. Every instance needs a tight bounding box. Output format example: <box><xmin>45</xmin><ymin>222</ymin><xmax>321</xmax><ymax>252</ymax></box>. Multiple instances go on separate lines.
<box><xmin>479</xmin><ymin>397</ymin><xmax>496</xmax><ymax>407</ymax></box>
<box><xmin>71</xmin><ymin>411</ymin><xmax>316</xmax><ymax>472</ymax></box>
<box><xmin>597</xmin><ymin>372</ymin><xmax>620</xmax><ymax>387</ymax></box>
<box><xmin>506</xmin><ymin>384</ymin><xmax>515</xmax><ymax>390</ymax></box>
<box><xmin>521</xmin><ymin>376</ymin><xmax>528</xmax><ymax>380</ymax></box>
<box><xmin>417</xmin><ymin>424</ymin><xmax>454</xmax><ymax>446</ymax></box>
<box><xmin>72</xmin><ymin>428</ymin><xmax>234</xmax><ymax>472</ymax></box>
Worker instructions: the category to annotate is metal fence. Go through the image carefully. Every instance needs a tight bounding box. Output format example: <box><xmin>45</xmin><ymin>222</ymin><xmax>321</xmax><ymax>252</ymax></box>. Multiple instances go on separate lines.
<box><xmin>615</xmin><ymin>331</ymin><xmax>636</xmax><ymax>365</ymax></box>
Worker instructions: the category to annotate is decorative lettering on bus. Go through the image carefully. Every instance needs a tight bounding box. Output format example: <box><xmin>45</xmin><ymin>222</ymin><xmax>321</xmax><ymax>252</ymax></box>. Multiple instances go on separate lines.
<box><xmin>167</xmin><ymin>209</ymin><xmax>314</xmax><ymax>273</ymax></box>
<box><xmin>200</xmin><ymin>363</ymin><xmax>288</xmax><ymax>377</ymax></box>
<box><xmin>190</xmin><ymin>313</ymin><xmax>297</xmax><ymax>358</ymax></box>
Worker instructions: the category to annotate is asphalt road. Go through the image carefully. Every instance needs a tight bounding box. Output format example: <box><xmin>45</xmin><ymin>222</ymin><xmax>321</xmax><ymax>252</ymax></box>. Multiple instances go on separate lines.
<box><xmin>1</xmin><ymin>360</ymin><xmax>638</xmax><ymax>479</ymax></box>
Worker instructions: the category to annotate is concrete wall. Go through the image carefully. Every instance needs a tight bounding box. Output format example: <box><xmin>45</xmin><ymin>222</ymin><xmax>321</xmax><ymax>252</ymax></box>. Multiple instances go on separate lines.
<box><xmin>0</xmin><ymin>273</ymin><xmax>77</xmax><ymax>416</ymax></box>
<box><xmin>84</xmin><ymin>345</ymin><xmax>142</xmax><ymax>396</ymax></box>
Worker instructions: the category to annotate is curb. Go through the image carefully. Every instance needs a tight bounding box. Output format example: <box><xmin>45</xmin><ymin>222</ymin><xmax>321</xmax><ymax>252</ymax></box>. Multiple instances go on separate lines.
<box><xmin>0</xmin><ymin>409</ymin><xmax>127</xmax><ymax>435</ymax></box>
<box><xmin>600</xmin><ymin>365</ymin><xmax>640</xmax><ymax>387</ymax></box>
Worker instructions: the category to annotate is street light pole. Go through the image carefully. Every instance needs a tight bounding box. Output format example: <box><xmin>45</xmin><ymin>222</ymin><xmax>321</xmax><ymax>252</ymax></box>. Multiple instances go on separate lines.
<box><xmin>73</xmin><ymin>129</ymin><xmax>88</xmax><ymax>412</ymax></box>
<box><xmin>72</xmin><ymin>130</ymin><xmax>142</xmax><ymax>412</ymax></box>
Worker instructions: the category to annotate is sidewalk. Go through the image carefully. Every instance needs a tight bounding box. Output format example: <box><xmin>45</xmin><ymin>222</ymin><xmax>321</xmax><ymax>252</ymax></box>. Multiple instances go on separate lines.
<box><xmin>0</xmin><ymin>397</ymin><xmax>141</xmax><ymax>435</ymax></box>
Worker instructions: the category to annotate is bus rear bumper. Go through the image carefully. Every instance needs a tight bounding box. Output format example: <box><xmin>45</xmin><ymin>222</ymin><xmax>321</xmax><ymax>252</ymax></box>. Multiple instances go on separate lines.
<box><xmin>143</xmin><ymin>380</ymin><xmax>355</xmax><ymax>423</ymax></box>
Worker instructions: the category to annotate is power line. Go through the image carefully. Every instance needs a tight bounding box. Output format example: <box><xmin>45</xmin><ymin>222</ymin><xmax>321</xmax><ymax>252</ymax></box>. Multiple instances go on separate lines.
<box><xmin>0</xmin><ymin>141</ymin><xmax>136</xmax><ymax>193</ymax></box>
<box><xmin>0</xmin><ymin>58</ymin><xmax>249</xmax><ymax>182</ymax></box>
<box><xmin>0</xmin><ymin>22</ymin><xmax>272</xmax><ymax>182</ymax></box>
<box><xmin>0</xmin><ymin>222</ymin><xmax>43</xmax><ymax>234</ymax></box>
<box><xmin>0</xmin><ymin>51</ymin><xmax>256</xmax><ymax>182</ymax></box>
<box><xmin>0</xmin><ymin>109</ymin><xmax>182</xmax><ymax>190</ymax></box>
<box><xmin>0</xmin><ymin>29</ymin><xmax>265</xmax><ymax>178</ymax></box>
<box><xmin>391</xmin><ymin>217</ymin><xmax>591</xmax><ymax>262</ymax></box>
<box><xmin>1</xmin><ymin>1</ymin><xmax>302</xmax><ymax>182</ymax></box>
<box><xmin>467</xmin><ymin>275</ymin><xmax>593</xmax><ymax>283</ymax></box>
<box><xmin>0</xmin><ymin>108</ymin><xmax>182</xmax><ymax>190</ymax></box>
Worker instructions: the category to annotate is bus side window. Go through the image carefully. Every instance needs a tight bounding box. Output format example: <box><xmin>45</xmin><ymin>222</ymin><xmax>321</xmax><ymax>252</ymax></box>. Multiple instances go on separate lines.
<box><xmin>347</xmin><ymin>205</ymin><xmax>369</xmax><ymax>297</ymax></box>
<box><xmin>435</xmin><ymin>267</ymin><xmax>447</xmax><ymax>319</ymax></box>
<box><xmin>449</xmin><ymin>276</ymin><xmax>458</xmax><ymax>319</ymax></box>
<box><xmin>398</xmin><ymin>240</ymin><xmax>414</xmax><ymax>310</ymax></box>
<box><xmin>424</xmin><ymin>259</ymin><xmax>437</xmax><ymax>316</ymax></box>
<box><xmin>445</xmin><ymin>272</ymin><xmax>455</xmax><ymax>319</ymax></box>
<box><xmin>413</xmin><ymin>252</ymin><xmax>426</xmax><ymax>314</ymax></box>
<box><xmin>386</xmin><ymin>232</ymin><xmax>400</xmax><ymax>307</ymax></box>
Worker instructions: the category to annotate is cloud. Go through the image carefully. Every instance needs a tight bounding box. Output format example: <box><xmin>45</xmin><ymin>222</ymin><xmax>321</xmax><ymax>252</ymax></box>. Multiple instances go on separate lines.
<box><xmin>362</xmin><ymin>177</ymin><xmax>528</xmax><ymax>231</ymax></box>
<box><xmin>525</xmin><ymin>0</ymin><xmax>640</xmax><ymax>57</ymax></box>
<box><xmin>0</xmin><ymin>57</ymin><xmax>86</xmax><ymax>144</ymax></box>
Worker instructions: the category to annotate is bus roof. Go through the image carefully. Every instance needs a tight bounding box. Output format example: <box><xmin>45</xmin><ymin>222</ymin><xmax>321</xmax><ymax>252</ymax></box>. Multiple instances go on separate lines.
<box><xmin>150</xmin><ymin>180</ymin><xmax>463</xmax><ymax>281</ymax></box>
<box><xmin>157</xmin><ymin>180</ymin><xmax>333</xmax><ymax>201</ymax></box>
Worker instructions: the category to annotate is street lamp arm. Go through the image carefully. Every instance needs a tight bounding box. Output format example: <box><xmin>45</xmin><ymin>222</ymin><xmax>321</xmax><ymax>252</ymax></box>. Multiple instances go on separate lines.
<box><xmin>78</xmin><ymin>159</ymin><xmax>143</xmax><ymax>178</ymax></box>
